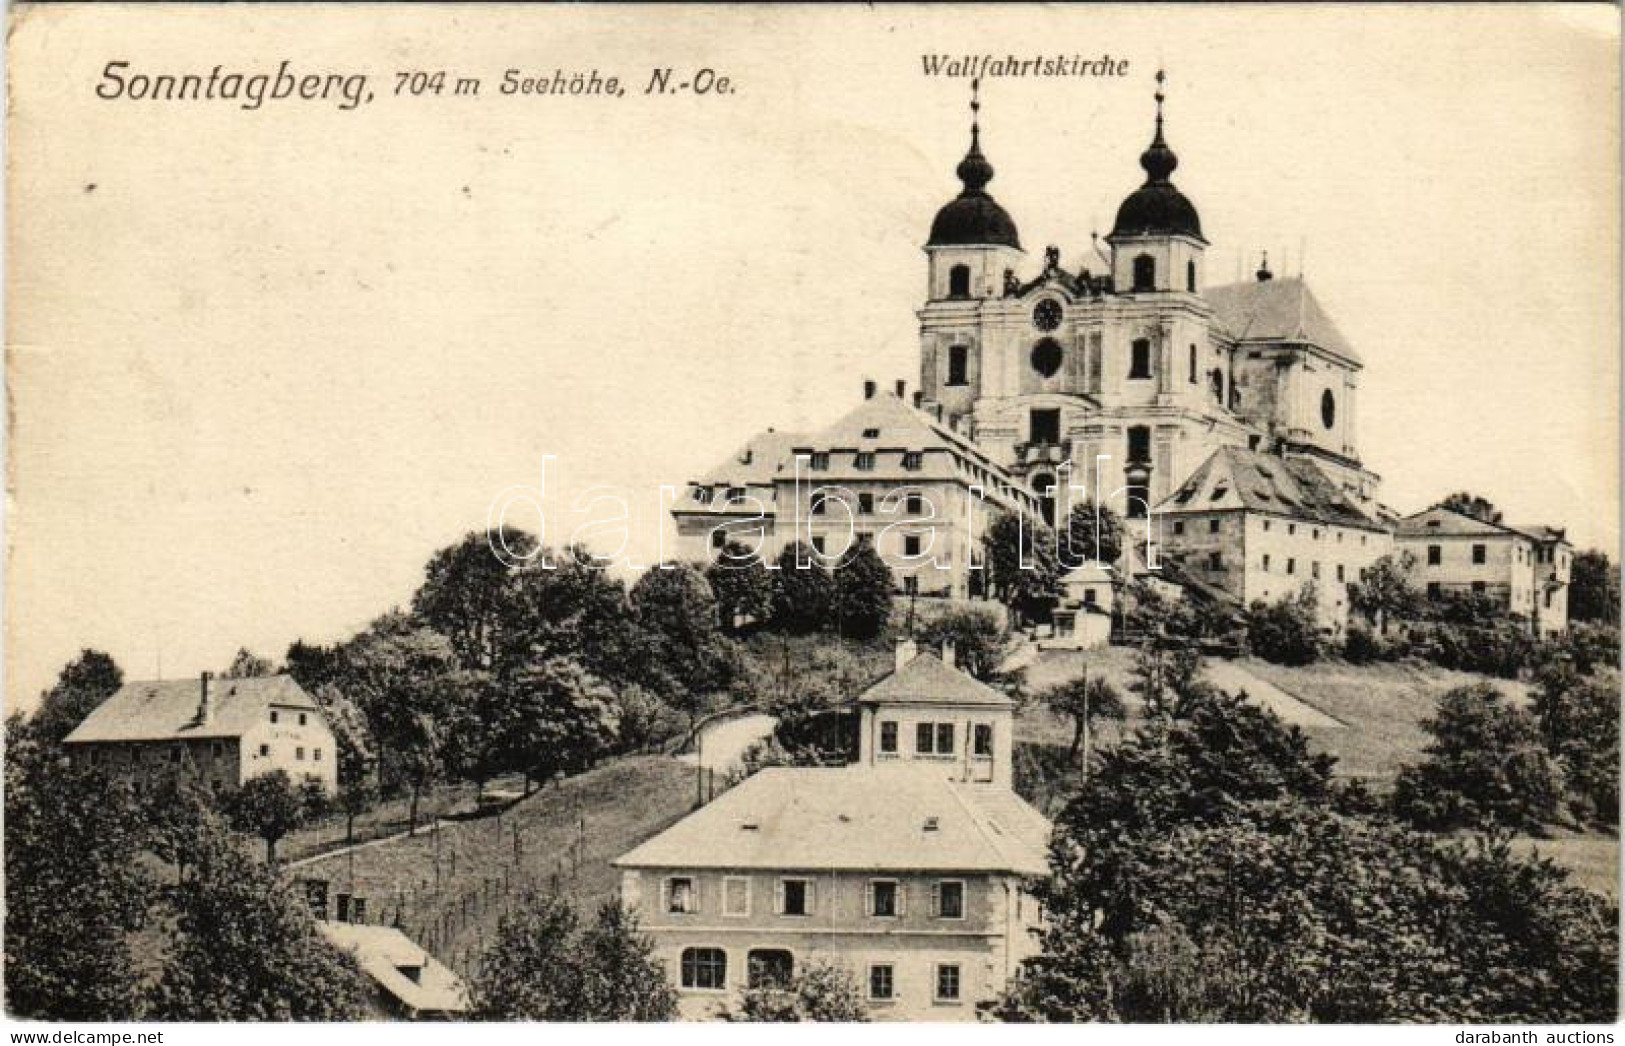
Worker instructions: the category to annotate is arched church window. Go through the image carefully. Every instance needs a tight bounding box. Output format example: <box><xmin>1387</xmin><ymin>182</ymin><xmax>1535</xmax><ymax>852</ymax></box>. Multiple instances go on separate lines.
<box><xmin>948</xmin><ymin>264</ymin><xmax>971</xmax><ymax>299</ymax></box>
<box><xmin>1031</xmin><ymin>471</ymin><xmax>1057</xmax><ymax>526</ymax></box>
<box><xmin>1321</xmin><ymin>389</ymin><xmax>1336</xmax><ymax>429</ymax></box>
<box><xmin>1031</xmin><ymin>338</ymin><xmax>1063</xmax><ymax>379</ymax></box>
<box><xmin>1127</xmin><ymin>425</ymin><xmax>1151</xmax><ymax>465</ymax></box>
<box><xmin>947</xmin><ymin>345</ymin><xmax>969</xmax><ymax>387</ymax></box>
<box><xmin>1129</xmin><ymin>339</ymin><xmax>1152</xmax><ymax>380</ymax></box>
<box><xmin>1133</xmin><ymin>254</ymin><xmax>1156</xmax><ymax>292</ymax></box>
<box><xmin>1187</xmin><ymin>260</ymin><xmax>1197</xmax><ymax>292</ymax></box>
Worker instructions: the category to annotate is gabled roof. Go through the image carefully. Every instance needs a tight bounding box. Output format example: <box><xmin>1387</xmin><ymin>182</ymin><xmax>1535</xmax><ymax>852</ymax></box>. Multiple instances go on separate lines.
<box><xmin>320</xmin><ymin>923</ymin><xmax>468</xmax><ymax>1017</ymax></box>
<box><xmin>693</xmin><ymin>429</ymin><xmax>807</xmax><ymax>488</ymax></box>
<box><xmin>1204</xmin><ymin>276</ymin><xmax>1360</xmax><ymax>365</ymax></box>
<box><xmin>63</xmin><ymin>675</ymin><xmax>322</xmax><ymax>744</ymax></box>
<box><xmin>1508</xmin><ymin>523</ymin><xmax>1569</xmax><ymax>546</ymax></box>
<box><xmin>1395</xmin><ymin>504</ymin><xmax>1533</xmax><ymax>540</ymax></box>
<box><xmin>1157</xmin><ymin>445</ymin><xmax>1385</xmax><ymax>532</ymax></box>
<box><xmin>858</xmin><ymin>650</ymin><xmax>1014</xmax><ymax>709</ymax></box>
<box><xmin>614</xmin><ymin>766</ymin><xmax>1049</xmax><ymax>875</ymax></box>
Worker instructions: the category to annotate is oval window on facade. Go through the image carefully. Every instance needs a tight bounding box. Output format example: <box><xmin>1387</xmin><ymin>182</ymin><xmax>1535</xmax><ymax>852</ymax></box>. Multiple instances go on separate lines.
<box><xmin>1321</xmin><ymin>389</ymin><xmax>1336</xmax><ymax>429</ymax></box>
<box><xmin>1031</xmin><ymin>338</ymin><xmax>1063</xmax><ymax>378</ymax></box>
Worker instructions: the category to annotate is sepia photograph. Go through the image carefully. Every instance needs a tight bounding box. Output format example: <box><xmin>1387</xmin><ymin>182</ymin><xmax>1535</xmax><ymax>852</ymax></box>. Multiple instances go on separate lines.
<box><xmin>4</xmin><ymin>2</ymin><xmax>1621</xmax><ymax>1034</ymax></box>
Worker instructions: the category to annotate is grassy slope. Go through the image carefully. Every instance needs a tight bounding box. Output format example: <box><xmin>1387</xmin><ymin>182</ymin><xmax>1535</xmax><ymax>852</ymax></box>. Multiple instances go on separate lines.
<box><xmin>297</xmin><ymin>754</ymin><xmax>696</xmax><ymax>977</ymax></box>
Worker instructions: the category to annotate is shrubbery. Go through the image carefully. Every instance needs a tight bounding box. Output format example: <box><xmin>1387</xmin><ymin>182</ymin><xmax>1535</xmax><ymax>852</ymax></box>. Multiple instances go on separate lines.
<box><xmin>1246</xmin><ymin>586</ymin><xmax>1322</xmax><ymax>666</ymax></box>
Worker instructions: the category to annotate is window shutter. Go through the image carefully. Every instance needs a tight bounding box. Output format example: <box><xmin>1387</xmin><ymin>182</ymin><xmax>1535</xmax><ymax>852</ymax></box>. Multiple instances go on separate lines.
<box><xmin>775</xmin><ymin>879</ymin><xmax>785</xmax><ymax>915</ymax></box>
<box><xmin>806</xmin><ymin>880</ymin><xmax>817</xmax><ymax>914</ymax></box>
<box><xmin>931</xmin><ymin>882</ymin><xmax>941</xmax><ymax>918</ymax></box>
<box><xmin>896</xmin><ymin>882</ymin><xmax>907</xmax><ymax>917</ymax></box>
<box><xmin>865</xmin><ymin>881</ymin><xmax>874</xmax><ymax>917</ymax></box>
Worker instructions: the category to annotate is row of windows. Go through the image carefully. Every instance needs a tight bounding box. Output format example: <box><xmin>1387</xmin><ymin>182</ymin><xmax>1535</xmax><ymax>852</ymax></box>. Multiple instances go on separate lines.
<box><xmin>877</xmin><ymin>720</ymin><xmax>994</xmax><ymax>759</ymax></box>
<box><xmin>1425</xmin><ymin>543</ymin><xmax>1490</xmax><ymax>566</ymax></box>
<box><xmin>664</xmin><ymin>875</ymin><xmax>965</xmax><ymax>921</ymax></box>
<box><xmin>267</xmin><ymin>709</ymin><xmax>311</xmax><ymax>726</ymax></box>
<box><xmin>1257</xmin><ymin>554</ymin><xmax>1348</xmax><ymax>582</ymax></box>
<box><xmin>678</xmin><ymin>946</ymin><xmax>963</xmax><ymax>1002</ymax></box>
<box><xmin>255</xmin><ymin>743</ymin><xmax>323</xmax><ymax>762</ymax></box>
<box><xmin>810</xmin><ymin>491</ymin><xmax>929</xmax><ymax>516</ymax></box>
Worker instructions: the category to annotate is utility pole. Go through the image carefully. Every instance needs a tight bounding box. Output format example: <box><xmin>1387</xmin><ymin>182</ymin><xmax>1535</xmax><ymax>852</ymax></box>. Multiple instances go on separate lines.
<box><xmin>1080</xmin><ymin>659</ymin><xmax>1091</xmax><ymax>787</ymax></box>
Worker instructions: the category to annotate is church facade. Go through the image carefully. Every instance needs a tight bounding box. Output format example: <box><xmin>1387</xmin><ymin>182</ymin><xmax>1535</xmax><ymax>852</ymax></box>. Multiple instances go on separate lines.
<box><xmin>673</xmin><ymin>76</ymin><xmax>1427</xmax><ymax>630</ymax></box>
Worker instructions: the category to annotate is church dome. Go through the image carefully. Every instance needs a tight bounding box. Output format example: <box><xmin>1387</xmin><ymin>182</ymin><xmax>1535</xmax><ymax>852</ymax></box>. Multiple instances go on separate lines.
<box><xmin>1109</xmin><ymin>75</ymin><xmax>1205</xmax><ymax>243</ymax></box>
<box><xmin>928</xmin><ymin>124</ymin><xmax>1022</xmax><ymax>249</ymax></box>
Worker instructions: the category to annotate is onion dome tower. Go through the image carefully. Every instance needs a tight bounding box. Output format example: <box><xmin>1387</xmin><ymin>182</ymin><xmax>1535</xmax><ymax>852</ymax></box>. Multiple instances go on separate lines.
<box><xmin>925</xmin><ymin>79</ymin><xmax>1024</xmax><ymax>301</ymax></box>
<box><xmin>1106</xmin><ymin>71</ymin><xmax>1207</xmax><ymax>295</ymax></box>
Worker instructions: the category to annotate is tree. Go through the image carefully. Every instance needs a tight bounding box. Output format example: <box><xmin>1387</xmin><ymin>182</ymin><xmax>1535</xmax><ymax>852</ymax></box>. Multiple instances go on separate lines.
<box><xmin>1568</xmin><ymin>549</ymin><xmax>1620</xmax><ymax>625</ymax></box>
<box><xmin>1392</xmin><ymin>683</ymin><xmax>1564</xmax><ymax>832</ymax></box>
<box><xmin>221</xmin><ymin>647</ymin><xmax>274</xmax><ymax>678</ymax></box>
<box><xmin>284</xmin><ymin>638</ymin><xmax>342</xmax><ymax>692</ymax></box>
<box><xmin>1533</xmin><ymin>667</ymin><xmax>1620</xmax><ymax>828</ymax></box>
<box><xmin>629</xmin><ymin>563</ymin><xmax>739</xmax><ymax>728</ymax></box>
<box><xmin>831</xmin><ymin>542</ymin><xmax>894</xmax><ymax>639</ymax></box>
<box><xmin>1060</xmin><ymin>499</ymin><xmax>1124</xmax><ymax>569</ymax></box>
<box><xmin>1041</xmin><ymin>673</ymin><xmax>1127</xmax><ymax>760</ymax></box>
<box><xmin>5</xmin><ymin>737</ymin><xmax>153</xmax><ymax>1020</ymax></box>
<box><xmin>772</xmin><ymin>542</ymin><xmax>834</xmax><ymax>633</ymax></box>
<box><xmin>411</xmin><ymin>527</ymin><xmax>534</xmax><ymax>672</ymax></box>
<box><xmin>492</xmin><ymin>655</ymin><xmax>620</xmax><ymax>792</ymax></box>
<box><xmin>982</xmin><ymin>513</ymin><xmax>1063</xmax><ymax>625</ymax></box>
<box><xmin>706</xmin><ymin>541</ymin><xmax>775</xmax><ymax>633</ymax></box>
<box><xmin>1128</xmin><ymin>641</ymin><xmax>1211</xmax><ymax>721</ymax></box>
<box><xmin>28</xmin><ymin>648</ymin><xmax>123</xmax><ymax>745</ymax></box>
<box><xmin>1246</xmin><ymin>584</ymin><xmax>1322</xmax><ymax>665</ymax></box>
<box><xmin>141</xmin><ymin>776</ymin><xmax>215</xmax><ymax>884</ymax></box>
<box><xmin>918</xmin><ymin>604</ymin><xmax>1022</xmax><ymax>685</ymax></box>
<box><xmin>1348</xmin><ymin>551</ymin><xmax>1420</xmax><ymax>634</ymax></box>
<box><xmin>472</xmin><ymin>895</ymin><xmax>676</xmax><ymax>1020</ymax></box>
<box><xmin>226</xmin><ymin>769</ymin><xmax>307</xmax><ymax>864</ymax></box>
<box><xmin>314</xmin><ymin>683</ymin><xmax>376</xmax><ymax>842</ymax></box>
<box><xmin>729</xmin><ymin>963</ymin><xmax>870</xmax><ymax>1022</ymax></box>
<box><xmin>992</xmin><ymin>687</ymin><xmax>1615</xmax><ymax>1023</ymax></box>
<box><xmin>1440</xmin><ymin>491</ymin><xmax>1504</xmax><ymax>524</ymax></box>
<box><xmin>148</xmin><ymin>819</ymin><xmax>370</xmax><ymax>1019</ymax></box>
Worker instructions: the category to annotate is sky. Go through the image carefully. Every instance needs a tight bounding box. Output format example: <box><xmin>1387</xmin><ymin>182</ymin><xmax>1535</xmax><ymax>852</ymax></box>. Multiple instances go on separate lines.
<box><xmin>7</xmin><ymin>4</ymin><xmax>1619</xmax><ymax>707</ymax></box>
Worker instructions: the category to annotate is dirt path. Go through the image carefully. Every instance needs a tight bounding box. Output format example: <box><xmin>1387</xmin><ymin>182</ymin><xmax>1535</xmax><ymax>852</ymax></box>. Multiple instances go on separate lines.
<box><xmin>1204</xmin><ymin>660</ymin><xmax>1344</xmax><ymax>728</ymax></box>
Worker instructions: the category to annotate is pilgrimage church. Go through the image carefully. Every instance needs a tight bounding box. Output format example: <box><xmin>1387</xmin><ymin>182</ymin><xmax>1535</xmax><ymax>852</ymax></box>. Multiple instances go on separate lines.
<box><xmin>673</xmin><ymin>73</ymin><xmax>1398</xmax><ymax>628</ymax></box>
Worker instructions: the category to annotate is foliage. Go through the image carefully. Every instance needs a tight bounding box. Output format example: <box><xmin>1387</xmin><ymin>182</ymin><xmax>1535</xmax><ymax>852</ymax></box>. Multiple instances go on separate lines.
<box><xmin>918</xmin><ymin>604</ymin><xmax>1022</xmax><ymax>686</ymax></box>
<box><xmin>27</xmin><ymin>648</ymin><xmax>123</xmax><ymax>745</ymax></box>
<box><xmin>1392</xmin><ymin>684</ymin><xmax>1564</xmax><ymax>832</ymax></box>
<box><xmin>994</xmin><ymin>687</ymin><xmax>1617</xmax><ymax>1023</ymax></box>
<box><xmin>1440</xmin><ymin>491</ymin><xmax>1504</xmax><ymax>524</ymax></box>
<box><xmin>4</xmin><ymin>737</ymin><xmax>153</xmax><ymax>1020</ymax></box>
<box><xmin>982</xmin><ymin>513</ymin><xmax>1063</xmax><ymax>624</ymax></box>
<box><xmin>147</xmin><ymin>819</ymin><xmax>370</xmax><ymax>1020</ymax></box>
<box><xmin>729</xmin><ymin>962</ymin><xmax>870</xmax><ymax>1022</ymax></box>
<box><xmin>284</xmin><ymin>638</ymin><xmax>342</xmax><ymax>692</ymax></box>
<box><xmin>1347</xmin><ymin>552</ymin><xmax>1420</xmax><ymax>634</ymax></box>
<box><xmin>471</xmin><ymin>895</ymin><xmax>676</xmax><ymax>1020</ymax></box>
<box><xmin>1568</xmin><ymin>549</ymin><xmax>1620</xmax><ymax>625</ymax></box>
<box><xmin>1060</xmin><ymin>500</ymin><xmax>1124</xmax><ymax>569</ymax></box>
<box><xmin>411</xmin><ymin>527</ymin><xmax>534</xmax><ymax>672</ymax></box>
<box><xmin>707</xmin><ymin>541</ymin><xmax>776</xmax><ymax>633</ymax></box>
<box><xmin>1127</xmin><ymin>642</ymin><xmax>1212</xmax><ymax>721</ymax></box>
<box><xmin>1246</xmin><ymin>585</ymin><xmax>1323</xmax><ymax>666</ymax></box>
<box><xmin>629</xmin><ymin>562</ymin><xmax>741</xmax><ymax>724</ymax></box>
<box><xmin>492</xmin><ymin>655</ymin><xmax>620</xmax><ymax>790</ymax></box>
<box><xmin>613</xmin><ymin>682</ymin><xmax>687</xmax><ymax>752</ymax></box>
<box><xmin>314</xmin><ymin>682</ymin><xmax>375</xmax><ymax>795</ymax></box>
<box><xmin>221</xmin><ymin>647</ymin><xmax>274</xmax><ymax>678</ymax></box>
<box><xmin>772</xmin><ymin>542</ymin><xmax>835</xmax><ymax>633</ymax></box>
<box><xmin>830</xmin><ymin>542</ymin><xmax>894</xmax><ymax>639</ymax></box>
<box><xmin>1532</xmin><ymin>667</ymin><xmax>1620</xmax><ymax>828</ymax></box>
<box><xmin>226</xmin><ymin>769</ymin><xmax>308</xmax><ymax>864</ymax></box>
<box><xmin>1039</xmin><ymin>672</ymin><xmax>1127</xmax><ymax>758</ymax></box>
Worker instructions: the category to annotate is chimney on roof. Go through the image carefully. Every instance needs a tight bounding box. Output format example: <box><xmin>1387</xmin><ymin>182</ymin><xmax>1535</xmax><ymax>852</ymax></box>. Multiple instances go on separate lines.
<box><xmin>894</xmin><ymin>638</ymin><xmax>918</xmax><ymax>672</ymax></box>
<box><xmin>895</xmin><ymin>379</ymin><xmax>906</xmax><ymax>399</ymax></box>
<box><xmin>198</xmin><ymin>671</ymin><xmax>213</xmax><ymax>723</ymax></box>
<box><xmin>941</xmin><ymin>640</ymin><xmax>957</xmax><ymax>669</ymax></box>
<box><xmin>912</xmin><ymin>390</ymin><xmax>923</xmax><ymax>408</ymax></box>
<box><xmin>863</xmin><ymin>380</ymin><xmax>876</xmax><ymax>400</ymax></box>
<box><xmin>1256</xmin><ymin>250</ymin><xmax>1273</xmax><ymax>282</ymax></box>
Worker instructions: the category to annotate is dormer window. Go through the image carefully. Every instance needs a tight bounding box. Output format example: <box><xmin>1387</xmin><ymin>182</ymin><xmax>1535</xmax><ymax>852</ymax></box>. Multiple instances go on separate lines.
<box><xmin>862</xmin><ymin>428</ymin><xmax>880</xmax><ymax>439</ymax></box>
<box><xmin>855</xmin><ymin>452</ymin><xmax>876</xmax><ymax>471</ymax></box>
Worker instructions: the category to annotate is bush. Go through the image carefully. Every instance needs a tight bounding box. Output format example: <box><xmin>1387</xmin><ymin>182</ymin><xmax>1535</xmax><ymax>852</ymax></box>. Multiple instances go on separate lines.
<box><xmin>728</xmin><ymin>962</ymin><xmax>869</xmax><ymax>1022</ymax></box>
<box><xmin>1392</xmin><ymin>683</ymin><xmax>1564</xmax><ymax>832</ymax></box>
<box><xmin>1246</xmin><ymin>587</ymin><xmax>1322</xmax><ymax>666</ymax></box>
<box><xmin>1342</xmin><ymin>623</ymin><xmax>1391</xmax><ymax>664</ymax></box>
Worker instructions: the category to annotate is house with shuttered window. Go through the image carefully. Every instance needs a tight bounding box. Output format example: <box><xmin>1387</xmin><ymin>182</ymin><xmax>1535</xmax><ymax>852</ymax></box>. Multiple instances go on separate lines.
<box><xmin>613</xmin><ymin>641</ymin><xmax>1049</xmax><ymax>1020</ymax></box>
